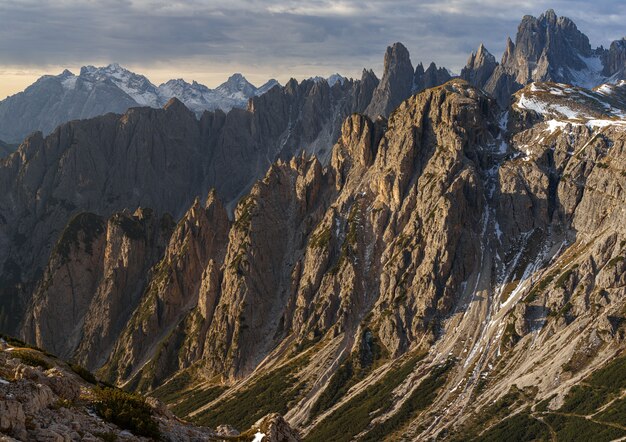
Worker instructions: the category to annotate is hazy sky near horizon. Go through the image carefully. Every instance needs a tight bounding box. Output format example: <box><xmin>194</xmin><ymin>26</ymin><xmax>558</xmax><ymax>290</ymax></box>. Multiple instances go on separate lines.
<box><xmin>1</xmin><ymin>0</ymin><xmax>625</xmax><ymax>99</ymax></box>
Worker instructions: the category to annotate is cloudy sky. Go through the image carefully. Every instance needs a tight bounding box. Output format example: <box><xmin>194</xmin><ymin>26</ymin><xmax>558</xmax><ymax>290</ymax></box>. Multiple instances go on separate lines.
<box><xmin>1</xmin><ymin>0</ymin><xmax>625</xmax><ymax>98</ymax></box>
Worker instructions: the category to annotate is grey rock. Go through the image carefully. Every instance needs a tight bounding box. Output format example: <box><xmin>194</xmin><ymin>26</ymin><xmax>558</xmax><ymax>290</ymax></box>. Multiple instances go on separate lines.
<box><xmin>365</xmin><ymin>42</ymin><xmax>414</xmax><ymax>118</ymax></box>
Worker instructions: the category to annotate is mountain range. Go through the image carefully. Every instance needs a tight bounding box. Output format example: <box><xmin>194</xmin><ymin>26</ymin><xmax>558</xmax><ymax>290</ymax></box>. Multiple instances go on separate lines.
<box><xmin>0</xmin><ymin>64</ymin><xmax>280</xmax><ymax>144</ymax></box>
<box><xmin>1</xmin><ymin>8</ymin><xmax>626</xmax><ymax>442</ymax></box>
<box><xmin>461</xmin><ymin>9</ymin><xmax>626</xmax><ymax>105</ymax></box>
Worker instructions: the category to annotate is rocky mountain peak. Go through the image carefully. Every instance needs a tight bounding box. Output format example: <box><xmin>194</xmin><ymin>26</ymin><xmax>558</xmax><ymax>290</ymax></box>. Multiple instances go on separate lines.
<box><xmin>414</xmin><ymin>61</ymin><xmax>453</xmax><ymax>93</ymax></box>
<box><xmin>461</xmin><ymin>43</ymin><xmax>498</xmax><ymax>87</ymax></box>
<box><xmin>384</xmin><ymin>42</ymin><xmax>412</xmax><ymax>72</ymax></box>
<box><xmin>511</xmin><ymin>9</ymin><xmax>592</xmax><ymax>74</ymax></box>
<box><xmin>217</xmin><ymin>73</ymin><xmax>256</xmax><ymax>97</ymax></box>
<box><xmin>365</xmin><ymin>42</ymin><xmax>414</xmax><ymax>118</ymax></box>
<box><xmin>501</xmin><ymin>36</ymin><xmax>515</xmax><ymax>64</ymax></box>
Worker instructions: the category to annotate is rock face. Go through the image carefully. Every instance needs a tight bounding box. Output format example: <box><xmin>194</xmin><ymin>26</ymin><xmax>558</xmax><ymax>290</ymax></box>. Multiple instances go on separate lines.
<box><xmin>460</xmin><ymin>43</ymin><xmax>498</xmax><ymax>88</ymax></box>
<box><xmin>21</xmin><ymin>209</ymin><xmax>174</xmax><ymax>365</ymax></box>
<box><xmin>365</xmin><ymin>42</ymin><xmax>415</xmax><ymax>118</ymax></box>
<box><xmin>603</xmin><ymin>38</ymin><xmax>626</xmax><ymax>78</ymax></box>
<box><xmin>4</xmin><ymin>10</ymin><xmax>626</xmax><ymax>442</ymax></box>
<box><xmin>365</xmin><ymin>43</ymin><xmax>453</xmax><ymax>119</ymax></box>
<box><xmin>463</xmin><ymin>10</ymin><xmax>626</xmax><ymax>106</ymax></box>
<box><xmin>0</xmin><ymin>341</ymin><xmax>296</xmax><ymax>441</ymax></box>
<box><xmin>414</xmin><ymin>62</ymin><xmax>453</xmax><ymax>93</ymax></box>
<box><xmin>45</xmin><ymin>78</ymin><xmax>624</xmax><ymax>440</ymax></box>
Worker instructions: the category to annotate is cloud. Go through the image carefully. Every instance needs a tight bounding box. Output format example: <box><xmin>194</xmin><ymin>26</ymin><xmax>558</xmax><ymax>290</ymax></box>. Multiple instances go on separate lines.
<box><xmin>0</xmin><ymin>0</ymin><xmax>624</xmax><ymax>89</ymax></box>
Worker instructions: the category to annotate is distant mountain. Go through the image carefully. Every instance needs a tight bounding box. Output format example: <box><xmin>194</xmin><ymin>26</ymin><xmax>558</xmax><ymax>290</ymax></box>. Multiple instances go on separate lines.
<box><xmin>461</xmin><ymin>9</ymin><xmax>626</xmax><ymax>105</ymax></box>
<box><xmin>308</xmin><ymin>74</ymin><xmax>347</xmax><ymax>87</ymax></box>
<box><xmin>157</xmin><ymin>74</ymin><xmax>280</xmax><ymax>114</ymax></box>
<box><xmin>0</xmin><ymin>65</ymin><xmax>280</xmax><ymax>143</ymax></box>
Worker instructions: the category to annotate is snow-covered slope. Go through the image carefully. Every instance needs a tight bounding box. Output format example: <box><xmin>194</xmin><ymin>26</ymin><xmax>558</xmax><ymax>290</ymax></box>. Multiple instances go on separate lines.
<box><xmin>514</xmin><ymin>81</ymin><xmax>626</xmax><ymax>128</ymax></box>
<box><xmin>79</xmin><ymin>63</ymin><xmax>161</xmax><ymax>107</ymax></box>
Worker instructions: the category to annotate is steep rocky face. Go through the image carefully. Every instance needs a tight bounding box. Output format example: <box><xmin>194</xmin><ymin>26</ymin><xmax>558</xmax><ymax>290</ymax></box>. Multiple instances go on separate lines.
<box><xmin>96</xmin><ymin>80</ymin><xmax>496</xmax><ymax>389</ymax></box>
<box><xmin>413</xmin><ymin>62</ymin><xmax>453</xmax><ymax>93</ymax></box>
<box><xmin>603</xmin><ymin>38</ymin><xmax>626</xmax><ymax>78</ymax></box>
<box><xmin>102</xmin><ymin>193</ymin><xmax>229</xmax><ymax>387</ymax></box>
<box><xmin>463</xmin><ymin>10</ymin><xmax>626</xmax><ymax>107</ymax></box>
<box><xmin>460</xmin><ymin>43</ymin><xmax>498</xmax><ymax>88</ymax></box>
<box><xmin>21</xmin><ymin>209</ymin><xmax>173</xmax><ymax>364</ymax></box>
<box><xmin>82</xmin><ymin>79</ymin><xmax>626</xmax><ymax>441</ymax></box>
<box><xmin>509</xmin><ymin>10</ymin><xmax>592</xmax><ymax>80</ymax></box>
<box><xmin>6</xmin><ymin>71</ymin><xmax>626</xmax><ymax>440</ymax></box>
<box><xmin>365</xmin><ymin>42</ymin><xmax>415</xmax><ymax>118</ymax></box>
<box><xmin>0</xmin><ymin>65</ymin><xmax>380</xmax><ymax>338</ymax></box>
<box><xmin>0</xmin><ymin>100</ymin><xmax>205</xmax><ymax>335</ymax></box>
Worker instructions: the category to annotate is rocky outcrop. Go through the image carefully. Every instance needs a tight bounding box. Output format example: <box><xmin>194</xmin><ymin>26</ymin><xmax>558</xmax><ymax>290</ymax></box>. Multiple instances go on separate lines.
<box><xmin>413</xmin><ymin>62</ymin><xmax>453</xmax><ymax>93</ymax></box>
<box><xmin>0</xmin><ymin>341</ymin><xmax>297</xmax><ymax>441</ymax></box>
<box><xmin>603</xmin><ymin>38</ymin><xmax>626</xmax><ymax>78</ymax></box>
<box><xmin>21</xmin><ymin>209</ymin><xmax>173</xmax><ymax>365</ymax></box>
<box><xmin>365</xmin><ymin>42</ymin><xmax>414</xmax><ymax>118</ymax></box>
<box><xmin>102</xmin><ymin>193</ymin><xmax>229</xmax><ymax>387</ymax></box>
<box><xmin>461</xmin><ymin>43</ymin><xmax>498</xmax><ymax>88</ymax></box>
<box><xmin>462</xmin><ymin>10</ymin><xmax>626</xmax><ymax>106</ymax></box>
<box><xmin>252</xmin><ymin>413</ymin><xmax>301</xmax><ymax>442</ymax></box>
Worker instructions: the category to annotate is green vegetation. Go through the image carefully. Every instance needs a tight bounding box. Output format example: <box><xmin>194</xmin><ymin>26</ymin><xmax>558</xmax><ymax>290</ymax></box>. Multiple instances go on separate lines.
<box><xmin>54</xmin><ymin>212</ymin><xmax>105</xmax><ymax>261</ymax></box>
<box><xmin>449</xmin><ymin>385</ymin><xmax>530</xmax><ymax>442</ymax></box>
<box><xmin>150</xmin><ymin>370</ymin><xmax>196</xmax><ymax>404</ymax></box>
<box><xmin>310</xmin><ymin>328</ymin><xmax>388</xmax><ymax>417</ymax></box>
<box><xmin>596</xmin><ymin>396</ymin><xmax>626</xmax><ymax>424</ymax></box>
<box><xmin>560</xmin><ymin>353</ymin><xmax>626</xmax><ymax>414</ymax></box>
<box><xmin>193</xmin><ymin>356</ymin><xmax>308</xmax><ymax>430</ymax></box>
<box><xmin>111</xmin><ymin>214</ymin><xmax>145</xmax><ymax>240</ymax></box>
<box><xmin>171</xmin><ymin>385</ymin><xmax>227</xmax><ymax>418</ymax></box>
<box><xmin>92</xmin><ymin>386</ymin><xmax>161</xmax><ymax>439</ymax></box>
<box><xmin>543</xmin><ymin>414</ymin><xmax>625</xmax><ymax>441</ymax></box>
<box><xmin>10</xmin><ymin>349</ymin><xmax>52</xmax><ymax>370</ymax></box>
<box><xmin>559</xmin><ymin>385</ymin><xmax>605</xmax><ymax>415</ymax></box>
<box><xmin>555</xmin><ymin>264</ymin><xmax>578</xmax><ymax>289</ymax></box>
<box><xmin>534</xmin><ymin>394</ymin><xmax>556</xmax><ymax>412</ymax></box>
<box><xmin>362</xmin><ymin>358</ymin><xmax>454</xmax><ymax>441</ymax></box>
<box><xmin>502</xmin><ymin>321</ymin><xmax>520</xmax><ymax>348</ymax></box>
<box><xmin>607</xmin><ymin>256</ymin><xmax>624</xmax><ymax>268</ymax></box>
<box><xmin>0</xmin><ymin>333</ymin><xmax>39</xmax><ymax>350</ymax></box>
<box><xmin>473</xmin><ymin>410</ymin><xmax>550</xmax><ymax>442</ymax></box>
<box><xmin>305</xmin><ymin>353</ymin><xmax>427</xmax><ymax>442</ymax></box>
<box><xmin>524</xmin><ymin>271</ymin><xmax>556</xmax><ymax>303</ymax></box>
<box><xmin>233</xmin><ymin>195</ymin><xmax>256</xmax><ymax>232</ymax></box>
<box><xmin>309</xmin><ymin>225</ymin><xmax>332</xmax><ymax>249</ymax></box>
<box><xmin>330</xmin><ymin>203</ymin><xmax>362</xmax><ymax>274</ymax></box>
<box><xmin>69</xmin><ymin>362</ymin><xmax>97</xmax><ymax>384</ymax></box>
